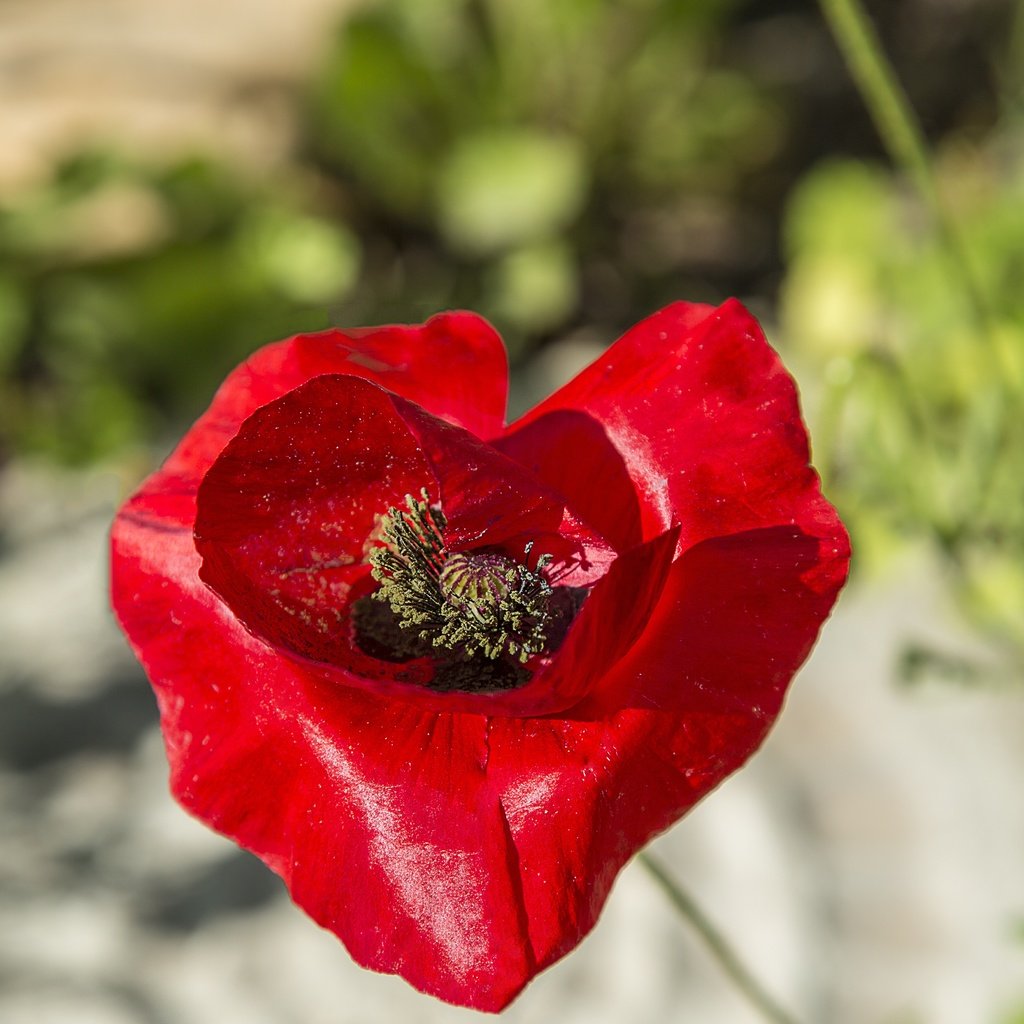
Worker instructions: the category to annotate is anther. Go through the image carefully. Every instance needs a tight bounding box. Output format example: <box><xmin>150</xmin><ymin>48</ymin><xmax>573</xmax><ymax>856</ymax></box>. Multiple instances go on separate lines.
<box><xmin>367</xmin><ymin>491</ymin><xmax>568</xmax><ymax>665</ymax></box>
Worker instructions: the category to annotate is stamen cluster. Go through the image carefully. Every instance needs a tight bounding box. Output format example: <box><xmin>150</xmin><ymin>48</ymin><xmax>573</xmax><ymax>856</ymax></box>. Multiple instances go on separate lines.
<box><xmin>369</xmin><ymin>491</ymin><xmax>558</xmax><ymax>664</ymax></box>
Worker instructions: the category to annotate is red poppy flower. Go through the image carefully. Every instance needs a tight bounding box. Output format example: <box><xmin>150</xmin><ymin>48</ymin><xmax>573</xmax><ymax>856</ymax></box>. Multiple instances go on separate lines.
<box><xmin>111</xmin><ymin>300</ymin><xmax>849</xmax><ymax>1011</ymax></box>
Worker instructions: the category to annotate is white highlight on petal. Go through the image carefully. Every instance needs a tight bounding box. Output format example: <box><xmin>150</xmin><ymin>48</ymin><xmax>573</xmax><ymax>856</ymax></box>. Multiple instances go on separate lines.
<box><xmin>299</xmin><ymin>715</ymin><xmax>491</xmax><ymax>981</ymax></box>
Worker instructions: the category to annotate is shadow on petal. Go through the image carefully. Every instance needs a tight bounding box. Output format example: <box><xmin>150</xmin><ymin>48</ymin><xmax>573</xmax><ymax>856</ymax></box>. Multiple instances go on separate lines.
<box><xmin>497</xmin><ymin>409</ymin><xmax>645</xmax><ymax>554</ymax></box>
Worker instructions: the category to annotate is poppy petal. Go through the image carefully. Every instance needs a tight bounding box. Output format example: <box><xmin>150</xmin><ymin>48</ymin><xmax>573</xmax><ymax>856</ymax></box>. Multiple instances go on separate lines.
<box><xmin>495</xmin><ymin>409</ymin><xmax>646</xmax><ymax>554</ymax></box>
<box><xmin>504</xmin><ymin>299</ymin><xmax>822</xmax><ymax>555</ymax></box>
<box><xmin>317</xmin><ymin>312</ymin><xmax>509</xmax><ymax>438</ymax></box>
<box><xmin>112</xmin><ymin>501</ymin><xmax>534</xmax><ymax>1009</ymax></box>
<box><xmin>486</xmin><ymin>517</ymin><xmax>848</xmax><ymax>973</ymax></box>
<box><xmin>161</xmin><ymin>311</ymin><xmax>508</xmax><ymax>508</ymax></box>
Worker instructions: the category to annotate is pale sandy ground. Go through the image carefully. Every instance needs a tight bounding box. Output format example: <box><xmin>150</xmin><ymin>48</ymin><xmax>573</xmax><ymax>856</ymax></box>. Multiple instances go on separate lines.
<box><xmin>0</xmin><ymin>0</ymin><xmax>352</xmax><ymax>193</ymax></box>
<box><xmin>1</xmin><ymin>1</ymin><xmax>1023</xmax><ymax>1021</ymax></box>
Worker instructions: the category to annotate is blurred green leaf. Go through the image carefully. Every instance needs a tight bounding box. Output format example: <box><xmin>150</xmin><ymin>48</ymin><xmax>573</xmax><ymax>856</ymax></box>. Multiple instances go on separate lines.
<box><xmin>437</xmin><ymin>131</ymin><xmax>587</xmax><ymax>253</ymax></box>
<box><xmin>487</xmin><ymin>240</ymin><xmax>578</xmax><ymax>333</ymax></box>
<box><xmin>0</xmin><ymin>149</ymin><xmax>341</xmax><ymax>464</ymax></box>
<box><xmin>235</xmin><ymin>211</ymin><xmax>361</xmax><ymax>304</ymax></box>
<box><xmin>311</xmin><ymin>12</ymin><xmax>463</xmax><ymax>218</ymax></box>
<box><xmin>781</xmin><ymin>146</ymin><xmax>1024</xmax><ymax>659</ymax></box>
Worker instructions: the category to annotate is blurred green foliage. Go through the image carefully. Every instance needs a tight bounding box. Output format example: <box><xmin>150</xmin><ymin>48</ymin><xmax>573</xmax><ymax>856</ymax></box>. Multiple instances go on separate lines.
<box><xmin>781</xmin><ymin>134</ymin><xmax>1024</xmax><ymax>650</ymax></box>
<box><xmin>310</xmin><ymin>0</ymin><xmax>762</xmax><ymax>223</ymax></box>
<box><xmin>307</xmin><ymin>0</ymin><xmax>778</xmax><ymax>338</ymax></box>
<box><xmin>0</xmin><ymin>152</ymin><xmax>358</xmax><ymax>462</ymax></box>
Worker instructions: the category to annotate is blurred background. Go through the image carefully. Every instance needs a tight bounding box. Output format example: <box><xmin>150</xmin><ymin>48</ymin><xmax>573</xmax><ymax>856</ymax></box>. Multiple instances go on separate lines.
<box><xmin>1</xmin><ymin>0</ymin><xmax>1023</xmax><ymax>1021</ymax></box>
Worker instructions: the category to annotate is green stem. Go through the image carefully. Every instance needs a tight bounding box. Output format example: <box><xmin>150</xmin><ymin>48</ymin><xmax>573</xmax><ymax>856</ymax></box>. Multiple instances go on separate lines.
<box><xmin>638</xmin><ymin>852</ymin><xmax>803</xmax><ymax>1024</ymax></box>
<box><xmin>816</xmin><ymin>0</ymin><xmax>998</xmax><ymax>355</ymax></box>
<box><xmin>818</xmin><ymin>0</ymin><xmax>1012</xmax><ymax>533</ymax></box>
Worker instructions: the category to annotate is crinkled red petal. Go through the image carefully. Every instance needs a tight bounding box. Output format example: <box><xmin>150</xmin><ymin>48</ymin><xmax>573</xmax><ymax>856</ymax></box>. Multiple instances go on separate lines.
<box><xmin>193</xmin><ymin>376</ymin><xmax>434</xmax><ymax>673</ymax></box>
<box><xmin>162</xmin><ymin>310</ymin><xmax>508</xmax><ymax>501</ymax></box>
<box><xmin>113</xmin><ymin>499</ymin><xmax>532</xmax><ymax>1009</ymax></box>
<box><xmin>503</xmin><ymin>299</ymin><xmax>825</xmax><ymax>557</ymax></box>
<box><xmin>334</xmin><ymin>314</ymin><xmax>509</xmax><ymax>438</ymax></box>
<box><xmin>485</xmin><ymin>519</ymin><xmax>848</xmax><ymax>974</ymax></box>
<box><xmin>495</xmin><ymin>408</ymin><xmax>647</xmax><ymax>554</ymax></box>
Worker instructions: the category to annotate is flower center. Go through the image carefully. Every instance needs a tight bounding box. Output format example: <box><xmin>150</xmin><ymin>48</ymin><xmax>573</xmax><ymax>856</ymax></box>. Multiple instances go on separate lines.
<box><xmin>353</xmin><ymin>491</ymin><xmax>584</xmax><ymax>692</ymax></box>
